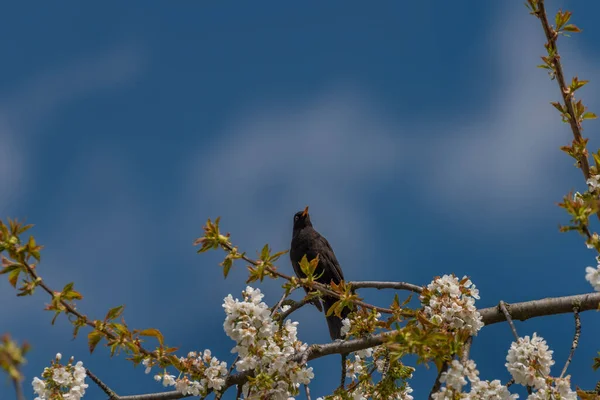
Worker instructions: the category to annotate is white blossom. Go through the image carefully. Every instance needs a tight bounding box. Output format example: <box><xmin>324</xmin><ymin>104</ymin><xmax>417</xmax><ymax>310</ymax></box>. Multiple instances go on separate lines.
<box><xmin>32</xmin><ymin>356</ymin><xmax>88</xmax><ymax>400</ymax></box>
<box><xmin>162</xmin><ymin>374</ymin><xmax>176</xmax><ymax>387</ymax></box>
<box><xmin>421</xmin><ymin>275</ymin><xmax>484</xmax><ymax>335</ymax></box>
<box><xmin>468</xmin><ymin>379</ymin><xmax>518</xmax><ymax>399</ymax></box>
<box><xmin>526</xmin><ymin>376</ymin><xmax>576</xmax><ymax>399</ymax></box>
<box><xmin>439</xmin><ymin>360</ymin><xmax>469</xmax><ymax>391</ymax></box>
<box><xmin>433</xmin><ymin>359</ymin><xmax>517</xmax><ymax>400</ymax></box>
<box><xmin>142</xmin><ymin>358</ymin><xmax>152</xmax><ymax>374</ymax></box>
<box><xmin>585</xmin><ymin>265</ymin><xmax>600</xmax><ymax>291</ymax></box>
<box><xmin>587</xmin><ymin>175</ymin><xmax>600</xmax><ymax>191</ymax></box>
<box><xmin>341</xmin><ymin>318</ymin><xmax>351</xmax><ymax>337</ymax></box>
<box><xmin>505</xmin><ymin>333</ymin><xmax>554</xmax><ymax>390</ymax></box>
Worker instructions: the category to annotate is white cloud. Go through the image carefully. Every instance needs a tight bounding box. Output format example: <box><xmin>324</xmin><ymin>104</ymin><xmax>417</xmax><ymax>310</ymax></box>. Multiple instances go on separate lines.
<box><xmin>424</xmin><ymin>13</ymin><xmax>580</xmax><ymax>217</ymax></box>
<box><xmin>0</xmin><ymin>44</ymin><xmax>143</xmax><ymax>213</ymax></box>
<box><xmin>0</xmin><ymin>44</ymin><xmax>144</xmax><ymax>320</ymax></box>
<box><xmin>187</xmin><ymin>87</ymin><xmax>401</xmax><ymax>274</ymax></box>
<box><xmin>186</xmin><ymin>10</ymin><xmax>600</xmax><ymax>248</ymax></box>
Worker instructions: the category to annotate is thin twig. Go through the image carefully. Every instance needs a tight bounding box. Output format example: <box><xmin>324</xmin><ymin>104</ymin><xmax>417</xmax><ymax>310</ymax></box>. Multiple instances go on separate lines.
<box><xmin>461</xmin><ymin>337</ymin><xmax>473</xmax><ymax>364</ymax></box>
<box><xmin>499</xmin><ymin>301</ymin><xmax>519</xmax><ymax>340</ymax></box>
<box><xmin>340</xmin><ymin>353</ymin><xmax>347</xmax><ymax>390</ymax></box>
<box><xmin>560</xmin><ymin>304</ymin><xmax>581</xmax><ymax>378</ymax></box>
<box><xmin>381</xmin><ymin>348</ymin><xmax>391</xmax><ymax>380</ymax></box>
<box><xmin>304</xmin><ymin>384</ymin><xmax>312</xmax><ymax>400</ymax></box>
<box><xmin>20</xmin><ymin>260</ymin><xmax>154</xmax><ymax>357</ymax></box>
<box><xmin>535</xmin><ymin>0</ymin><xmax>591</xmax><ymax>180</ymax></box>
<box><xmin>428</xmin><ymin>361</ymin><xmax>449</xmax><ymax>400</ymax></box>
<box><xmin>221</xmin><ymin>243</ymin><xmax>394</xmax><ymax>314</ymax></box>
<box><xmin>86</xmin><ymin>369</ymin><xmax>120</xmax><ymax>399</ymax></box>
<box><xmin>271</xmin><ymin>291</ymin><xmax>290</xmax><ymax>315</ymax></box>
<box><xmin>278</xmin><ymin>297</ymin><xmax>314</xmax><ymax>321</ymax></box>
<box><xmin>12</xmin><ymin>375</ymin><xmax>25</xmax><ymax>400</ymax></box>
<box><xmin>533</xmin><ymin>0</ymin><xmax>600</xmax><ymax>225</ymax></box>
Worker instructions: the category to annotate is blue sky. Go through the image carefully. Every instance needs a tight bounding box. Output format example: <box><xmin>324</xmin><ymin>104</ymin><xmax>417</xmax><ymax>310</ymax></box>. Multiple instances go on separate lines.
<box><xmin>2</xmin><ymin>1</ymin><xmax>600</xmax><ymax>399</ymax></box>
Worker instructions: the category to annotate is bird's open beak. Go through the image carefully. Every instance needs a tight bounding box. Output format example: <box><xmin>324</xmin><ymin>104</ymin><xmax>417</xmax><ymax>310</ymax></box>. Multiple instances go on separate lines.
<box><xmin>301</xmin><ymin>206</ymin><xmax>309</xmax><ymax>217</ymax></box>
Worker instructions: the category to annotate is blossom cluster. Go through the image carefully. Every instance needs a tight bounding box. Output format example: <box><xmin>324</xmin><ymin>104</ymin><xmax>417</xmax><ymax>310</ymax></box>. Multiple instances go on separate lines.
<box><xmin>505</xmin><ymin>333</ymin><xmax>554</xmax><ymax>389</ymax></box>
<box><xmin>526</xmin><ymin>377</ymin><xmax>577</xmax><ymax>400</ymax></box>
<box><xmin>433</xmin><ymin>333</ymin><xmax>576</xmax><ymax>399</ymax></box>
<box><xmin>148</xmin><ymin>349</ymin><xmax>228</xmax><ymax>396</ymax></box>
<box><xmin>32</xmin><ymin>353</ymin><xmax>88</xmax><ymax>400</ymax></box>
<box><xmin>506</xmin><ymin>333</ymin><xmax>576</xmax><ymax>399</ymax></box>
<box><xmin>432</xmin><ymin>359</ymin><xmax>517</xmax><ymax>400</ymax></box>
<box><xmin>420</xmin><ymin>274</ymin><xmax>484</xmax><ymax>335</ymax></box>
<box><xmin>223</xmin><ymin>286</ymin><xmax>314</xmax><ymax>399</ymax></box>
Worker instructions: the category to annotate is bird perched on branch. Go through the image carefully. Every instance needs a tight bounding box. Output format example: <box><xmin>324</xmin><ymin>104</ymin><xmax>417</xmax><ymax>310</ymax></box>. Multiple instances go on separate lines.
<box><xmin>290</xmin><ymin>206</ymin><xmax>350</xmax><ymax>340</ymax></box>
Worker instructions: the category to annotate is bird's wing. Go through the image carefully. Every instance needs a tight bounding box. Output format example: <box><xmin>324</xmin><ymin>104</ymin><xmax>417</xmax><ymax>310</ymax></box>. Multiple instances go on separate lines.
<box><xmin>317</xmin><ymin>235</ymin><xmax>345</xmax><ymax>283</ymax></box>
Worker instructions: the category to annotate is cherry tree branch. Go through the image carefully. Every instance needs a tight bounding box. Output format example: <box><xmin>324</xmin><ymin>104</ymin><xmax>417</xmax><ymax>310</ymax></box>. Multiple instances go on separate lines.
<box><xmin>534</xmin><ymin>0</ymin><xmax>591</xmax><ymax>180</ymax></box>
<box><xmin>220</xmin><ymin>242</ymin><xmax>395</xmax><ymax>315</ymax></box>
<box><xmin>113</xmin><ymin>291</ymin><xmax>600</xmax><ymax>400</ymax></box>
<box><xmin>349</xmin><ymin>281</ymin><xmax>423</xmax><ymax>294</ymax></box>
<box><xmin>18</xmin><ymin>260</ymin><xmax>155</xmax><ymax>358</ymax></box>
<box><xmin>479</xmin><ymin>292</ymin><xmax>600</xmax><ymax>324</ymax></box>
<box><xmin>86</xmin><ymin>369</ymin><xmax>119</xmax><ymax>400</ymax></box>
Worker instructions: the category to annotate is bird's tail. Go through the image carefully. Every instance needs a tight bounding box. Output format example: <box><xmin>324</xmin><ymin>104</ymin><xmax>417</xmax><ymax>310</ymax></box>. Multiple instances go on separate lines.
<box><xmin>322</xmin><ymin>296</ymin><xmax>352</xmax><ymax>389</ymax></box>
<box><xmin>322</xmin><ymin>296</ymin><xmax>351</xmax><ymax>340</ymax></box>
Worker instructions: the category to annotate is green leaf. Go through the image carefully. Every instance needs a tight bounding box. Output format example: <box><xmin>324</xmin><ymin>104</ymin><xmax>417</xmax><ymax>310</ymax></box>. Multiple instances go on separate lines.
<box><xmin>550</xmin><ymin>101</ymin><xmax>565</xmax><ymax>113</ymax></box>
<box><xmin>138</xmin><ymin>328</ymin><xmax>164</xmax><ymax>347</ymax></box>
<box><xmin>261</xmin><ymin>244</ymin><xmax>270</xmax><ymax>261</ymax></box>
<box><xmin>8</xmin><ymin>268</ymin><xmax>21</xmax><ymax>288</ymax></box>
<box><xmin>583</xmin><ymin>112</ymin><xmax>598</xmax><ymax>120</ymax></box>
<box><xmin>269</xmin><ymin>249</ymin><xmax>289</xmax><ymax>263</ymax></box>
<box><xmin>222</xmin><ymin>257</ymin><xmax>232</xmax><ymax>278</ymax></box>
<box><xmin>0</xmin><ymin>263</ymin><xmax>22</xmax><ymax>275</ymax></box>
<box><xmin>563</xmin><ymin>24</ymin><xmax>581</xmax><ymax>33</ymax></box>
<box><xmin>51</xmin><ymin>311</ymin><xmax>62</xmax><ymax>325</ymax></box>
<box><xmin>105</xmin><ymin>305</ymin><xmax>125</xmax><ymax>322</ymax></box>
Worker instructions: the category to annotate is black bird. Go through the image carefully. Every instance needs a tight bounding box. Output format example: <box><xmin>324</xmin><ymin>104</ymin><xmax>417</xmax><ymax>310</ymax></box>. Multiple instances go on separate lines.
<box><xmin>290</xmin><ymin>206</ymin><xmax>350</xmax><ymax>340</ymax></box>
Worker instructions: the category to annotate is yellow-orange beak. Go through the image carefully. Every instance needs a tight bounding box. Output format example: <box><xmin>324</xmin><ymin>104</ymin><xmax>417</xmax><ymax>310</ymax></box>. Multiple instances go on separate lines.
<box><xmin>301</xmin><ymin>206</ymin><xmax>309</xmax><ymax>217</ymax></box>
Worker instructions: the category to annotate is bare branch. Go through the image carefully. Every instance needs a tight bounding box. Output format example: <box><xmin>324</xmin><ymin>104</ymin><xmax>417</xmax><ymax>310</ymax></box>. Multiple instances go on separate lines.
<box><xmin>13</xmin><ymin>377</ymin><xmax>24</xmax><ymax>400</ymax></box>
<box><xmin>461</xmin><ymin>337</ymin><xmax>473</xmax><ymax>364</ymax></box>
<box><xmin>278</xmin><ymin>297</ymin><xmax>314</xmax><ymax>321</ymax></box>
<box><xmin>340</xmin><ymin>353</ymin><xmax>347</xmax><ymax>390</ymax></box>
<box><xmin>479</xmin><ymin>292</ymin><xmax>600</xmax><ymax>324</ymax></box>
<box><xmin>86</xmin><ymin>369</ymin><xmax>119</xmax><ymax>400</ymax></box>
<box><xmin>118</xmin><ymin>392</ymin><xmax>185</xmax><ymax>400</ymax></box>
<box><xmin>304</xmin><ymin>384</ymin><xmax>312</xmax><ymax>400</ymax></box>
<box><xmin>499</xmin><ymin>301</ymin><xmax>519</xmax><ymax>341</ymax></box>
<box><xmin>560</xmin><ymin>304</ymin><xmax>581</xmax><ymax>378</ymax></box>
<box><xmin>350</xmin><ymin>281</ymin><xmax>423</xmax><ymax>294</ymax></box>
<box><xmin>428</xmin><ymin>362</ymin><xmax>449</xmax><ymax>400</ymax></box>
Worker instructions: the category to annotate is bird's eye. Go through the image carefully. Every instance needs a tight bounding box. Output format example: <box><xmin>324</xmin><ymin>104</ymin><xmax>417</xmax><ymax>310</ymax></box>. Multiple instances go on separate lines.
<box><xmin>294</xmin><ymin>215</ymin><xmax>299</xmax><ymax>221</ymax></box>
